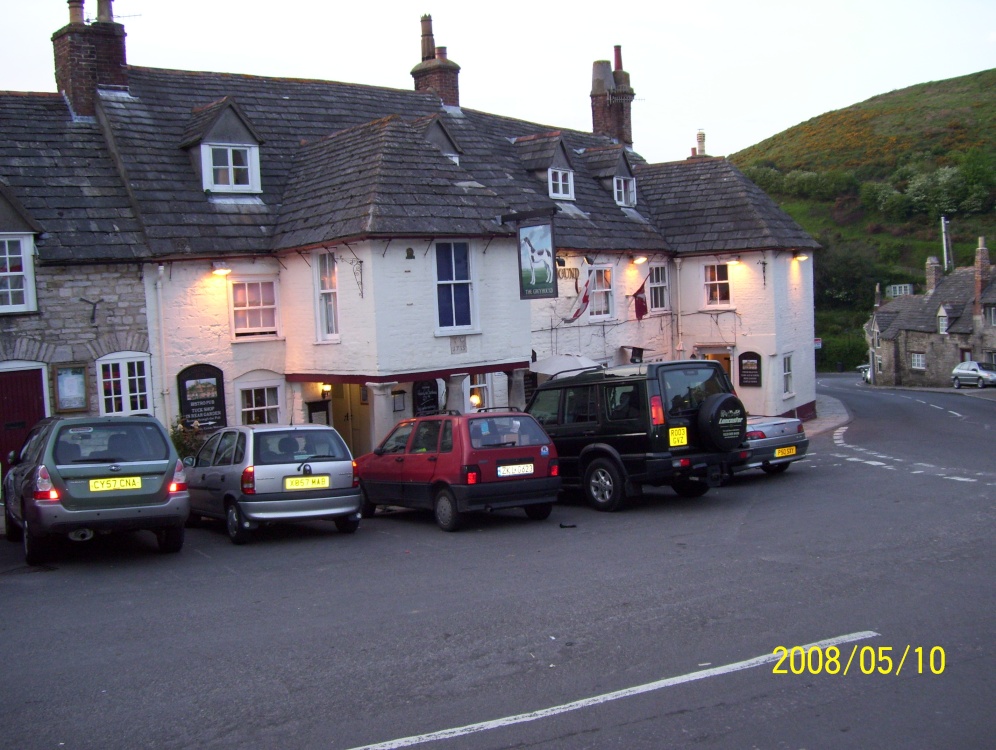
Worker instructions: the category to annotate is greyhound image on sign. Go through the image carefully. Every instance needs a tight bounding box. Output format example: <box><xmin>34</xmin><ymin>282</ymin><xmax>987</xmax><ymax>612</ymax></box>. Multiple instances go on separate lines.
<box><xmin>518</xmin><ymin>223</ymin><xmax>557</xmax><ymax>299</ymax></box>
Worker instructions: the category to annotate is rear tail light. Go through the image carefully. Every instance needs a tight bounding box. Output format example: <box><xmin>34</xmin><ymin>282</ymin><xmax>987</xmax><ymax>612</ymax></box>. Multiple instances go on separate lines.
<box><xmin>33</xmin><ymin>465</ymin><xmax>60</xmax><ymax>501</ymax></box>
<box><xmin>672</xmin><ymin>457</ymin><xmax>691</xmax><ymax>469</ymax></box>
<box><xmin>650</xmin><ymin>395</ymin><xmax>665</xmax><ymax>426</ymax></box>
<box><xmin>462</xmin><ymin>465</ymin><xmax>481</xmax><ymax>485</ymax></box>
<box><xmin>549</xmin><ymin>459</ymin><xmax>560</xmax><ymax>478</ymax></box>
<box><xmin>351</xmin><ymin>460</ymin><xmax>359</xmax><ymax>488</ymax></box>
<box><xmin>241</xmin><ymin>466</ymin><xmax>256</xmax><ymax>495</ymax></box>
<box><xmin>746</xmin><ymin>430</ymin><xmax>766</xmax><ymax>440</ymax></box>
<box><xmin>796</xmin><ymin>424</ymin><xmax>806</xmax><ymax>435</ymax></box>
<box><xmin>168</xmin><ymin>459</ymin><xmax>188</xmax><ymax>493</ymax></box>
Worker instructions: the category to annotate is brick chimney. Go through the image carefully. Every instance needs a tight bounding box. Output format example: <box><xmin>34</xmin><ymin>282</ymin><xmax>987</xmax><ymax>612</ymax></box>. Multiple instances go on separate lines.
<box><xmin>974</xmin><ymin>236</ymin><xmax>990</xmax><ymax>317</ymax></box>
<box><xmin>52</xmin><ymin>0</ymin><xmax>128</xmax><ymax>118</ymax></box>
<box><xmin>411</xmin><ymin>15</ymin><xmax>461</xmax><ymax>107</ymax></box>
<box><xmin>590</xmin><ymin>46</ymin><xmax>635</xmax><ymax>146</ymax></box>
<box><xmin>925</xmin><ymin>256</ymin><xmax>943</xmax><ymax>294</ymax></box>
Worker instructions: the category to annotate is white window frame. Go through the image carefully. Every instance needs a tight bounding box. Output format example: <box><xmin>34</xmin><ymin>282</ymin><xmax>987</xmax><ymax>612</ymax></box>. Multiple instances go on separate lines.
<box><xmin>469</xmin><ymin>373</ymin><xmax>489</xmax><ymax>411</ymax></box>
<box><xmin>435</xmin><ymin>241</ymin><xmax>477</xmax><ymax>334</ymax></box>
<box><xmin>200</xmin><ymin>143</ymin><xmax>261</xmax><ymax>193</ymax></box>
<box><xmin>548</xmin><ymin>168</ymin><xmax>575</xmax><ymax>200</ymax></box>
<box><xmin>985</xmin><ymin>351</ymin><xmax>996</xmax><ymax>365</ymax></box>
<box><xmin>613</xmin><ymin>176</ymin><xmax>637</xmax><ymax>207</ymax></box>
<box><xmin>315</xmin><ymin>252</ymin><xmax>340</xmax><ymax>342</ymax></box>
<box><xmin>0</xmin><ymin>234</ymin><xmax>38</xmax><ymax>314</ymax></box>
<box><xmin>704</xmin><ymin>263</ymin><xmax>731</xmax><ymax>306</ymax></box>
<box><xmin>589</xmin><ymin>266</ymin><xmax>614</xmax><ymax>321</ymax></box>
<box><xmin>229</xmin><ymin>277</ymin><xmax>279</xmax><ymax>339</ymax></box>
<box><xmin>872</xmin><ymin>326</ymin><xmax>880</xmax><ymax>348</ymax></box>
<box><xmin>648</xmin><ymin>264</ymin><xmax>669</xmax><ymax>312</ymax></box>
<box><xmin>937</xmin><ymin>312</ymin><xmax>948</xmax><ymax>334</ymax></box>
<box><xmin>239</xmin><ymin>383</ymin><xmax>282</xmax><ymax>424</ymax></box>
<box><xmin>782</xmin><ymin>354</ymin><xmax>794</xmax><ymax>395</ymax></box>
<box><xmin>911</xmin><ymin>352</ymin><xmax>926</xmax><ymax>371</ymax></box>
<box><xmin>97</xmin><ymin>351</ymin><xmax>152</xmax><ymax>416</ymax></box>
<box><xmin>985</xmin><ymin>306</ymin><xmax>996</xmax><ymax>327</ymax></box>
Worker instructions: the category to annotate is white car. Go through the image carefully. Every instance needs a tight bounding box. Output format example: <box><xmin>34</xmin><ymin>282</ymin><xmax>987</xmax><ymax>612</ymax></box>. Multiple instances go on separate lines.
<box><xmin>857</xmin><ymin>364</ymin><xmax>871</xmax><ymax>383</ymax></box>
<box><xmin>951</xmin><ymin>361</ymin><xmax>996</xmax><ymax>389</ymax></box>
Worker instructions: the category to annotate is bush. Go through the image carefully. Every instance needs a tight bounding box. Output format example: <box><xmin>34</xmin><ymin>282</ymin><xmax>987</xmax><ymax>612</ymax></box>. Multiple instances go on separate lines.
<box><xmin>815</xmin><ymin>333</ymin><xmax>869</xmax><ymax>372</ymax></box>
<box><xmin>170</xmin><ymin>418</ymin><xmax>207</xmax><ymax>459</ymax></box>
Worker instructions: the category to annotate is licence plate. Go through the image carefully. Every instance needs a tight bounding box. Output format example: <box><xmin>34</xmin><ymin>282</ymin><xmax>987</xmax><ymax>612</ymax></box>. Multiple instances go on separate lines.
<box><xmin>284</xmin><ymin>475</ymin><xmax>330</xmax><ymax>490</ymax></box>
<box><xmin>669</xmin><ymin>427</ymin><xmax>688</xmax><ymax>447</ymax></box>
<box><xmin>774</xmin><ymin>446</ymin><xmax>797</xmax><ymax>458</ymax></box>
<box><xmin>90</xmin><ymin>476</ymin><xmax>142</xmax><ymax>492</ymax></box>
<box><xmin>497</xmin><ymin>463</ymin><xmax>533</xmax><ymax>477</ymax></box>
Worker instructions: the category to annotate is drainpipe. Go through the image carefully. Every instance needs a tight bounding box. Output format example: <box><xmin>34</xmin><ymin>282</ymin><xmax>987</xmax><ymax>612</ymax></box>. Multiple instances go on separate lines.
<box><xmin>156</xmin><ymin>264</ymin><xmax>172</xmax><ymax>426</ymax></box>
<box><xmin>674</xmin><ymin>257</ymin><xmax>683</xmax><ymax>356</ymax></box>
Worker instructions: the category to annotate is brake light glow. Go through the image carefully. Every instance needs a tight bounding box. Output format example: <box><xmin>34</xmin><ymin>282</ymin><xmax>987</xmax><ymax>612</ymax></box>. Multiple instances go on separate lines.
<box><xmin>650</xmin><ymin>395</ymin><xmax>665</xmax><ymax>426</ymax></box>
<box><xmin>168</xmin><ymin>459</ymin><xmax>188</xmax><ymax>493</ymax></box>
<box><xmin>351</xmin><ymin>460</ymin><xmax>359</xmax><ymax>488</ymax></box>
<box><xmin>745</xmin><ymin>430</ymin><xmax>766</xmax><ymax>440</ymax></box>
<box><xmin>672</xmin><ymin>457</ymin><xmax>691</xmax><ymax>469</ymax></box>
<box><xmin>241</xmin><ymin>466</ymin><xmax>256</xmax><ymax>494</ymax></box>
<box><xmin>549</xmin><ymin>459</ymin><xmax>560</xmax><ymax>478</ymax></box>
<box><xmin>33</xmin><ymin>465</ymin><xmax>60</xmax><ymax>501</ymax></box>
<box><xmin>463</xmin><ymin>465</ymin><xmax>481</xmax><ymax>485</ymax></box>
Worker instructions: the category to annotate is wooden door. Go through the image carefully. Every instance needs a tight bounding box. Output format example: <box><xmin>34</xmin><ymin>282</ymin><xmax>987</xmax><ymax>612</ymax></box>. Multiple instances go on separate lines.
<box><xmin>1</xmin><ymin>368</ymin><xmax>47</xmax><ymax>475</ymax></box>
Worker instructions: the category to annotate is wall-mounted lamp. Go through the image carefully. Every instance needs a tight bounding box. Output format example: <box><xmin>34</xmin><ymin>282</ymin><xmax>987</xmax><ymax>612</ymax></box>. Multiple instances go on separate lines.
<box><xmin>631</xmin><ymin>255</ymin><xmax>648</xmax><ymax>265</ymax></box>
<box><xmin>469</xmin><ymin>393</ymin><xmax>482</xmax><ymax>408</ymax></box>
<box><xmin>555</xmin><ymin>256</ymin><xmax>566</xmax><ymax>267</ymax></box>
<box><xmin>405</xmin><ymin>247</ymin><xmax>415</xmax><ymax>260</ymax></box>
<box><xmin>793</xmin><ymin>251</ymin><xmax>810</xmax><ymax>261</ymax></box>
<box><xmin>211</xmin><ymin>261</ymin><xmax>232</xmax><ymax>276</ymax></box>
<box><xmin>320</xmin><ymin>383</ymin><xmax>332</xmax><ymax>400</ymax></box>
<box><xmin>727</xmin><ymin>256</ymin><xmax>742</xmax><ymax>265</ymax></box>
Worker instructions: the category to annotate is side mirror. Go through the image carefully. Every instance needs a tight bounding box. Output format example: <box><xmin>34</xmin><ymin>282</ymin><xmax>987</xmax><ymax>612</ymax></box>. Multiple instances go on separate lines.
<box><xmin>182</xmin><ymin>456</ymin><xmax>195</xmax><ymax>468</ymax></box>
<box><xmin>373</xmin><ymin>447</ymin><xmax>385</xmax><ymax>456</ymax></box>
<box><xmin>6</xmin><ymin>450</ymin><xmax>18</xmax><ymax>467</ymax></box>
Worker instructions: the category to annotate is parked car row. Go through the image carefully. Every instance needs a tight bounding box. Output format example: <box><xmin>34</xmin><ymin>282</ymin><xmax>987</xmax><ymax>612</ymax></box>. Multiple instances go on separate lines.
<box><xmin>3</xmin><ymin>361</ymin><xmax>809</xmax><ymax>566</ymax></box>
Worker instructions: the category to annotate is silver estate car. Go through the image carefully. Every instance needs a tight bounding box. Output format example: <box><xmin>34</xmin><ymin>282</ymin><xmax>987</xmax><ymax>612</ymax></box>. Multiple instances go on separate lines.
<box><xmin>951</xmin><ymin>361</ymin><xmax>996</xmax><ymax>389</ymax></box>
<box><xmin>184</xmin><ymin>424</ymin><xmax>362</xmax><ymax>544</ymax></box>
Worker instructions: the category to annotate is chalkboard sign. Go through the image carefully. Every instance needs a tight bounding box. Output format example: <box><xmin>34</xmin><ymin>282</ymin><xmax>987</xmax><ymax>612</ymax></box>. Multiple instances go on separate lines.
<box><xmin>738</xmin><ymin>352</ymin><xmax>762</xmax><ymax>388</ymax></box>
<box><xmin>177</xmin><ymin>364</ymin><xmax>227</xmax><ymax>428</ymax></box>
<box><xmin>414</xmin><ymin>380</ymin><xmax>440</xmax><ymax>416</ymax></box>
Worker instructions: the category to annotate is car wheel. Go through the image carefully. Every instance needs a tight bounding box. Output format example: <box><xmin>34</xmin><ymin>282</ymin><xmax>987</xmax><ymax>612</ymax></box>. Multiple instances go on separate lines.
<box><xmin>524</xmin><ymin>502</ymin><xmax>553</xmax><ymax>521</ymax></box>
<box><xmin>22</xmin><ymin>517</ymin><xmax>51</xmax><ymax>566</ymax></box>
<box><xmin>433</xmin><ymin>488</ymin><xmax>463</xmax><ymax>532</ymax></box>
<box><xmin>4</xmin><ymin>501</ymin><xmax>23</xmax><ymax>542</ymax></box>
<box><xmin>977</xmin><ymin>378</ymin><xmax>986</xmax><ymax>389</ymax></box>
<box><xmin>671</xmin><ymin>478</ymin><xmax>710</xmax><ymax>498</ymax></box>
<box><xmin>226</xmin><ymin>501</ymin><xmax>252</xmax><ymax>545</ymax></box>
<box><xmin>761</xmin><ymin>463</ymin><xmax>791</xmax><ymax>475</ymax></box>
<box><xmin>156</xmin><ymin>526</ymin><xmax>185</xmax><ymax>553</ymax></box>
<box><xmin>953</xmin><ymin>377</ymin><xmax>961</xmax><ymax>389</ymax></box>
<box><xmin>335</xmin><ymin>516</ymin><xmax>360</xmax><ymax>534</ymax></box>
<box><xmin>360</xmin><ymin>485</ymin><xmax>377</xmax><ymax>518</ymax></box>
<box><xmin>697</xmin><ymin>393</ymin><xmax>748</xmax><ymax>451</ymax></box>
<box><xmin>584</xmin><ymin>458</ymin><xmax>626</xmax><ymax>512</ymax></box>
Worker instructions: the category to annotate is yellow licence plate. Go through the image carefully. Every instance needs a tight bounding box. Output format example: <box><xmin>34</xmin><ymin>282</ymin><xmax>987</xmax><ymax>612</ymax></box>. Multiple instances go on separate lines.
<box><xmin>90</xmin><ymin>476</ymin><xmax>142</xmax><ymax>492</ymax></box>
<box><xmin>669</xmin><ymin>427</ymin><xmax>688</xmax><ymax>447</ymax></box>
<box><xmin>284</xmin><ymin>476</ymin><xmax>330</xmax><ymax>491</ymax></box>
<box><xmin>774</xmin><ymin>446</ymin><xmax>797</xmax><ymax>458</ymax></box>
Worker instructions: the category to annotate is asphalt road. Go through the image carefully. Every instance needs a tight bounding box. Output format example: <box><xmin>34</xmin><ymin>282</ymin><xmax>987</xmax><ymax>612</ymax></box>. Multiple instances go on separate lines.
<box><xmin>1</xmin><ymin>374</ymin><xmax>993</xmax><ymax>749</ymax></box>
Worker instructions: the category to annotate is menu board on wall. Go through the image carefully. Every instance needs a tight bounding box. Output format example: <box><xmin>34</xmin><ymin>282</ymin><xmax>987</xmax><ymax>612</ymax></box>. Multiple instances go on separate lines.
<box><xmin>177</xmin><ymin>364</ymin><xmax>227</xmax><ymax>428</ymax></box>
<box><xmin>414</xmin><ymin>380</ymin><xmax>440</xmax><ymax>416</ymax></box>
<box><xmin>738</xmin><ymin>352</ymin><xmax>762</xmax><ymax>388</ymax></box>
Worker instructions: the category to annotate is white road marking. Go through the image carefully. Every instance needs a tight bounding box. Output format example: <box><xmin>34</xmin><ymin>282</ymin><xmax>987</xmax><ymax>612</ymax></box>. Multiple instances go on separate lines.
<box><xmin>344</xmin><ymin>631</ymin><xmax>880</xmax><ymax>750</ymax></box>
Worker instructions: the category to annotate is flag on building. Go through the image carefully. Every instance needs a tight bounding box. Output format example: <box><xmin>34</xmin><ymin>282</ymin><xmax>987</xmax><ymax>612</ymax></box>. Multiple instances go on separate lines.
<box><xmin>634</xmin><ymin>276</ymin><xmax>648</xmax><ymax>321</ymax></box>
<box><xmin>562</xmin><ymin>271</ymin><xmax>593</xmax><ymax>323</ymax></box>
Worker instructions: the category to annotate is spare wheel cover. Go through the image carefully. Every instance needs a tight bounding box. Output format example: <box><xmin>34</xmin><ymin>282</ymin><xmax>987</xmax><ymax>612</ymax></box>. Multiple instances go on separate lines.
<box><xmin>697</xmin><ymin>393</ymin><xmax>747</xmax><ymax>451</ymax></box>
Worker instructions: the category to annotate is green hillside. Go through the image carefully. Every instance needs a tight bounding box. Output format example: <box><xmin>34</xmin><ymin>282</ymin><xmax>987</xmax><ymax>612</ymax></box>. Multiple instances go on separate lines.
<box><xmin>729</xmin><ymin>69</ymin><xmax>996</xmax><ymax>370</ymax></box>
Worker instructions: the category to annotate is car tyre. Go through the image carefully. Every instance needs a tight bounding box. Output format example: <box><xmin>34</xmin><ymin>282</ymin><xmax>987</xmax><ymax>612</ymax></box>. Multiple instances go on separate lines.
<box><xmin>953</xmin><ymin>377</ymin><xmax>961</xmax><ymax>389</ymax></box>
<box><xmin>977</xmin><ymin>378</ymin><xmax>985</xmax><ymax>389</ymax></box>
<box><xmin>524</xmin><ymin>502</ymin><xmax>553</xmax><ymax>521</ymax></box>
<box><xmin>433</xmin><ymin>488</ymin><xmax>463</xmax><ymax>532</ymax></box>
<box><xmin>22</xmin><ymin>517</ymin><xmax>51</xmax><ymax>566</ymax></box>
<box><xmin>157</xmin><ymin>526</ymin><xmax>184</xmax><ymax>553</ymax></box>
<box><xmin>359</xmin><ymin>485</ymin><xmax>377</xmax><ymax>518</ymax></box>
<box><xmin>226</xmin><ymin>501</ymin><xmax>252</xmax><ymax>545</ymax></box>
<box><xmin>5</xmin><ymin>501</ymin><xmax>23</xmax><ymax>542</ymax></box>
<box><xmin>671</xmin><ymin>478</ymin><xmax>710</xmax><ymax>498</ymax></box>
<box><xmin>584</xmin><ymin>458</ymin><xmax>626</xmax><ymax>512</ymax></box>
<box><xmin>761</xmin><ymin>463</ymin><xmax>791</xmax><ymax>475</ymax></box>
<box><xmin>335</xmin><ymin>516</ymin><xmax>360</xmax><ymax>534</ymax></box>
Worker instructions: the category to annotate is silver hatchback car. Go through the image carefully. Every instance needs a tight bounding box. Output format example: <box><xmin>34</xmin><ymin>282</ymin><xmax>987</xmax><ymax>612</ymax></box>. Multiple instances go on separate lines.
<box><xmin>184</xmin><ymin>425</ymin><xmax>361</xmax><ymax>544</ymax></box>
<box><xmin>951</xmin><ymin>361</ymin><xmax>996</xmax><ymax>389</ymax></box>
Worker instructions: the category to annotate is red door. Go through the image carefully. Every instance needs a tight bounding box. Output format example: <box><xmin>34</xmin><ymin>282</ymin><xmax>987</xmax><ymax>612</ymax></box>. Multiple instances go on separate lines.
<box><xmin>1</xmin><ymin>369</ymin><xmax>47</xmax><ymax>476</ymax></box>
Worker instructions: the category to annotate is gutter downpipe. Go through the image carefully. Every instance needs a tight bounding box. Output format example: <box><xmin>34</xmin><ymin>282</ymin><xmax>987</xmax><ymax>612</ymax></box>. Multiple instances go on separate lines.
<box><xmin>156</xmin><ymin>264</ymin><xmax>172</xmax><ymax>427</ymax></box>
<box><xmin>674</xmin><ymin>257</ymin><xmax>683</xmax><ymax>356</ymax></box>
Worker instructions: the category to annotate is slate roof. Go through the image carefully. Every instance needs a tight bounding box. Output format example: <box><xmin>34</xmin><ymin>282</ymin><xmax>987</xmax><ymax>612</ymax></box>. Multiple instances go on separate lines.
<box><xmin>0</xmin><ymin>92</ymin><xmax>148</xmax><ymax>263</ymax></box>
<box><xmin>634</xmin><ymin>157</ymin><xmax>821</xmax><ymax>254</ymax></box>
<box><xmin>874</xmin><ymin>268</ymin><xmax>988</xmax><ymax>339</ymax></box>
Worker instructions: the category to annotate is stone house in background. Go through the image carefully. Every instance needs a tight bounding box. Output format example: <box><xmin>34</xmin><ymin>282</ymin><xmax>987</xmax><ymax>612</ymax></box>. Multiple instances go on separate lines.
<box><xmin>866</xmin><ymin>238</ymin><xmax>994</xmax><ymax>386</ymax></box>
<box><xmin>1</xmin><ymin>0</ymin><xmax>820</xmax><ymax>464</ymax></box>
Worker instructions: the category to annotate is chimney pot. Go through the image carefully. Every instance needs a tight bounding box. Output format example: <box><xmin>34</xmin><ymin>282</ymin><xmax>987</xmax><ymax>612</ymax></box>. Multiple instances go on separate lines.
<box><xmin>420</xmin><ymin>14</ymin><xmax>435</xmax><ymax>62</ymax></box>
<box><xmin>68</xmin><ymin>0</ymin><xmax>85</xmax><ymax>25</ymax></box>
<box><xmin>436</xmin><ymin>46</ymin><xmax>447</xmax><ymax>60</ymax></box>
<box><xmin>97</xmin><ymin>0</ymin><xmax>113</xmax><ymax>22</ymax></box>
<box><xmin>614</xmin><ymin>45</ymin><xmax>623</xmax><ymax>71</ymax></box>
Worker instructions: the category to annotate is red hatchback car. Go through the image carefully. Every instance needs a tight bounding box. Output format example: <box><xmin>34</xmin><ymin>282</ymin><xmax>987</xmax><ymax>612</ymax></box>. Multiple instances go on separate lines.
<box><xmin>355</xmin><ymin>410</ymin><xmax>561</xmax><ymax>531</ymax></box>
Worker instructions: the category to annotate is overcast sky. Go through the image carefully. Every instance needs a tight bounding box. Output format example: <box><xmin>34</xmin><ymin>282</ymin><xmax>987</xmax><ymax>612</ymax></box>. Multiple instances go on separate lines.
<box><xmin>4</xmin><ymin>1</ymin><xmax>994</xmax><ymax>164</ymax></box>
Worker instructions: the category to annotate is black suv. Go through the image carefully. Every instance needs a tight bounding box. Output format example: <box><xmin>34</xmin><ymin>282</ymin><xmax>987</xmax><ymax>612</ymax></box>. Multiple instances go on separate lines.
<box><xmin>525</xmin><ymin>360</ymin><xmax>750</xmax><ymax>511</ymax></box>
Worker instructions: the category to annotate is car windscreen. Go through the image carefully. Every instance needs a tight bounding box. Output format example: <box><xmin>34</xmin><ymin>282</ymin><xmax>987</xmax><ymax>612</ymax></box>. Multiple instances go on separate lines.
<box><xmin>468</xmin><ymin>416</ymin><xmax>551</xmax><ymax>448</ymax></box>
<box><xmin>55</xmin><ymin>422</ymin><xmax>171</xmax><ymax>464</ymax></box>
<box><xmin>661</xmin><ymin>366</ymin><xmax>729</xmax><ymax>415</ymax></box>
<box><xmin>978</xmin><ymin>363</ymin><xmax>996</xmax><ymax>372</ymax></box>
<box><xmin>253</xmin><ymin>430</ymin><xmax>350</xmax><ymax>465</ymax></box>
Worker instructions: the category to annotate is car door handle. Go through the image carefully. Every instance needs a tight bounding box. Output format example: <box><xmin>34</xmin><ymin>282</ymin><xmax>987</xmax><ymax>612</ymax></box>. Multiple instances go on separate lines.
<box><xmin>427</xmin><ymin>456</ymin><xmax>437</xmax><ymax>461</ymax></box>
<box><xmin>394</xmin><ymin>457</ymin><xmax>404</xmax><ymax>463</ymax></box>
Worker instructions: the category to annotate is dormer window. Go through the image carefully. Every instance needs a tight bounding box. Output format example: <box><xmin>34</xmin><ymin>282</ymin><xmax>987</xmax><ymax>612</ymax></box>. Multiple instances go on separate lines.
<box><xmin>614</xmin><ymin>177</ymin><xmax>637</xmax><ymax>207</ymax></box>
<box><xmin>548</xmin><ymin>168</ymin><xmax>575</xmax><ymax>200</ymax></box>
<box><xmin>202</xmin><ymin>144</ymin><xmax>260</xmax><ymax>193</ymax></box>
<box><xmin>937</xmin><ymin>312</ymin><xmax>949</xmax><ymax>334</ymax></box>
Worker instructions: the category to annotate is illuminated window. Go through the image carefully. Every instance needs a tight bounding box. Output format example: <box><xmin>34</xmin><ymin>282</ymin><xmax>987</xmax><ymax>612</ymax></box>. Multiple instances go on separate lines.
<box><xmin>240</xmin><ymin>385</ymin><xmax>279</xmax><ymax>424</ymax></box>
<box><xmin>589</xmin><ymin>267</ymin><xmax>613</xmax><ymax>320</ymax></box>
<box><xmin>230</xmin><ymin>279</ymin><xmax>278</xmax><ymax>338</ymax></box>
<box><xmin>705</xmin><ymin>264</ymin><xmax>730</xmax><ymax>305</ymax></box>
